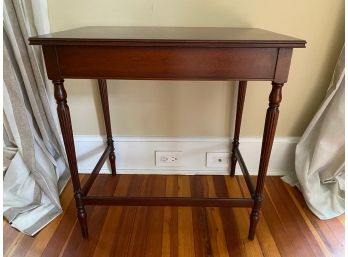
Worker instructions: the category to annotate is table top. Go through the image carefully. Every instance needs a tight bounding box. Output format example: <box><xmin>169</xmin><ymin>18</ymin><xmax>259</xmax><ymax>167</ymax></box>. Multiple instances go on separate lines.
<box><xmin>29</xmin><ymin>26</ymin><xmax>306</xmax><ymax>48</ymax></box>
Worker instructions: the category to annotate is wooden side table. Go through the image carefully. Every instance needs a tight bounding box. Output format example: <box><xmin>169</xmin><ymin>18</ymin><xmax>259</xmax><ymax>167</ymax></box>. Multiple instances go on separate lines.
<box><xmin>29</xmin><ymin>26</ymin><xmax>306</xmax><ymax>240</ymax></box>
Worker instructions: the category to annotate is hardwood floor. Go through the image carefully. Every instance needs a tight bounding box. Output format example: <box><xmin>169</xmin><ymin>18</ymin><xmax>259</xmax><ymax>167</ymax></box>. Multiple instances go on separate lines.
<box><xmin>3</xmin><ymin>175</ymin><xmax>345</xmax><ymax>257</ymax></box>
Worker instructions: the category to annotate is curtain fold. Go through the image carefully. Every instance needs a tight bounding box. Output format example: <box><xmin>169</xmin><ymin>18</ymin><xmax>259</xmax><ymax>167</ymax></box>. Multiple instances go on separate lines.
<box><xmin>283</xmin><ymin>46</ymin><xmax>345</xmax><ymax>219</ymax></box>
<box><xmin>3</xmin><ymin>0</ymin><xmax>70</xmax><ymax>236</ymax></box>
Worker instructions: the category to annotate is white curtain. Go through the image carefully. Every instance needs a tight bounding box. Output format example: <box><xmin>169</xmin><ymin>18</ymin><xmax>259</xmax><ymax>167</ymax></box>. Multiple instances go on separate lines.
<box><xmin>3</xmin><ymin>0</ymin><xmax>70</xmax><ymax>235</ymax></box>
<box><xmin>283</xmin><ymin>47</ymin><xmax>345</xmax><ymax>219</ymax></box>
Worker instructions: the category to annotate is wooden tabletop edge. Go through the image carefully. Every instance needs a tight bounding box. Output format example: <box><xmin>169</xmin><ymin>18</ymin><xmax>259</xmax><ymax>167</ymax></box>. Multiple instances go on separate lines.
<box><xmin>28</xmin><ymin>37</ymin><xmax>306</xmax><ymax>48</ymax></box>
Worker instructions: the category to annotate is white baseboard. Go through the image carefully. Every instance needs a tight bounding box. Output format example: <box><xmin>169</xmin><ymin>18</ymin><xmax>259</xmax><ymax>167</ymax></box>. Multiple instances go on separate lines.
<box><xmin>73</xmin><ymin>135</ymin><xmax>299</xmax><ymax>176</ymax></box>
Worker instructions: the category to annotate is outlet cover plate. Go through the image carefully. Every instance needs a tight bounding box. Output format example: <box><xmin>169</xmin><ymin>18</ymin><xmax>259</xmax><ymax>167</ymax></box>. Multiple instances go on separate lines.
<box><xmin>206</xmin><ymin>152</ymin><xmax>230</xmax><ymax>168</ymax></box>
<box><xmin>155</xmin><ymin>151</ymin><xmax>183</xmax><ymax>167</ymax></box>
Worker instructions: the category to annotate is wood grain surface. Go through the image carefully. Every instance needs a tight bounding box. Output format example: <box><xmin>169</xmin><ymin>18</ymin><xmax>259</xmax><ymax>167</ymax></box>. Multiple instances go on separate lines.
<box><xmin>29</xmin><ymin>26</ymin><xmax>306</xmax><ymax>48</ymax></box>
<box><xmin>4</xmin><ymin>175</ymin><xmax>344</xmax><ymax>257</ymax></box>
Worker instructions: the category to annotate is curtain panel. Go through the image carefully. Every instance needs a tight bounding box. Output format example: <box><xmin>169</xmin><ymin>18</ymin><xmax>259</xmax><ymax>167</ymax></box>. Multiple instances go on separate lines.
<box><xmin>283</xmin><ymin>47</ymin><xmax>345</xmax><ymax>219</ymax></box>
<box><xmin>3</xmin><ymin>0</ymin><xmax>70</xmax><ymax>235</ymax></box>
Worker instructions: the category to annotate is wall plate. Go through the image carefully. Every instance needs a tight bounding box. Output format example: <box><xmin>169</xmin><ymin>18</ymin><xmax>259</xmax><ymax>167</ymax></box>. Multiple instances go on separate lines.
<box><xmin>206</xmin><ymin>152</ymin><xmax>230</xmax><ymax>168</ymax></box>
<box><xmin>155</xmin><ymin>151</ymin><xmax>183</xmax><ymax>167</ymax></box>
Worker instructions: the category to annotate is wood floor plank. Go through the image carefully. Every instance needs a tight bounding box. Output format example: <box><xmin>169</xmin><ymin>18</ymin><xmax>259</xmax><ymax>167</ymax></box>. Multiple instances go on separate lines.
<box><xmin>108</xmin><ymin>175</ymin><xmax>144</xmax><ymax>257</ymax></box>
<box><xmin>325</xmin><ymin>219</ymin><xmax>345</xmax><ymax>255</ymax></box>
<box><xmin>162</xmin><ymin>176</ymin><xmax>179</xmax><ymax>257</ymax></box>
<box><xmin>204</xmin><ymin>176</ymin><xmax>231</xmax><ymax>257</ymax></box>
<box><xmin>268</xmin><ymin>177</ymin><xmax>326</xmax><ymax>257</ymax></box>
<box><xmin>177</xmin><ymin>176</ymin><xmax>195</xmax><ymax>257</ymax></box>
<box><xmin>142</xmin><ymin>176</ymin><xmax>166</xmax><ymax>257</ymax></box>
<box><xmin>284</xmin><ymin>182</ymin><xmax>345</xmax><ymax>257</ymax></box>
<box><xmin>269</xmin><ymin>177</ymin><xmax>326</xmax><ymax>257</ymax></box>
<box><xmin>60</xmin><ymin>174</ymin><xmax>119</xmax><ymax>257</ymax></box>
<box><xmin>258</xmin><ymin>179</ymin><xmax>299</xmax><ymax>257</ymax></box>
<box><xmin>126</xmin><ymin>175</ymin><xmax>166</xmax><ymax>257</ymax></box>
<box><xmin>225</xmin><ymin>176</ymin><xmax>266</xmax><ymax>257</ymax></box>
<box><xmin>3</xmin><ymin>220</ymin><xmax>21</xmax><ymax>255</ymax></box>
<box><xmin>57</xmin><ymin>219</ymin><xmax>77</xmax><ymax>257</ymax></box>
<box><xmin>92</xmin><ymin>175</ymin><xmax>132</xmax><ymax>257</ymax></box>
<box><xmin>70</xmin><ymin>175</ymin><xmax>120</xmax><ymax>257</ymax></box>
<box><xmin>337</xmin><ymin>214</ymin><xmax>345</xmax><ymax>227</ymax></box>
<box><xmin>283</xmin><ymin>181</ymin><xmax>333</xmax><ymax>257</ymax></box>
<box><xmin>4</xmin><ymin>175</ymin><xmax>344</xmax><ymax>257</ymax></box>
<box><xmin>41</xmin><ymin>175</ymin><xmax>88</xmax><ymax>257</ymax></box>
<box><xmin>4</xmin><ymin>233</ymin><xmax>25</xmax><ymax>257</ymax></box>
<box><xmin>190</xmin><ymin>176</ymin><xmax>212</xmax><ymax>257</ymax></box>
<box><xmin>125</xmin><ymin>175</ymin><xmax>151</xmax><ymax>257</ymax></box>
<box><xmin>212</xmin><ymin>176</ymin><xmax>245</xmax><ymax>257</ymax></box>
<box><xmin>7</xmin><ymin>233</ymin><xmax>33</xmax><ymax>257</ymax></box>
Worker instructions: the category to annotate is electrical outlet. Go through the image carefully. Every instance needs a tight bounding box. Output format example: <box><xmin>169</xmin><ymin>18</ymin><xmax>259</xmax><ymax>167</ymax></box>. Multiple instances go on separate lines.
<box><xmin>206</xmin><ymin>152</ymin><xmax>230</xmax><ymax>168</ymax></box>
<box><xmin>155</xmin><ymin>151</ymin><xmax>183</xmax><ymax>167</ymax></box>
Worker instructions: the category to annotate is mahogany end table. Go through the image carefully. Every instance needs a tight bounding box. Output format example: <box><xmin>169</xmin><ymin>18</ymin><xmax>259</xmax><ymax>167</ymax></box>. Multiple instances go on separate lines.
<box><xmin>29</xmin><ymin>26</ymin><xmax>306</xmax><ymax>240</ymax></box>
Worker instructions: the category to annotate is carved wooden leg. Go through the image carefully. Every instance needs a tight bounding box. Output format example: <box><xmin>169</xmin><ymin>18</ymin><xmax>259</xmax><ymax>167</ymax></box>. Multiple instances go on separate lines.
<box><xmin>248</xmin><ymin>82</ymin><xmax>283</xmax><ymax>240</ymax></box>
<box><xmin>230</xmin><ymin>81</ymin><xmax>247</xmax><ymax>176</ymax></box>
<box><xmin>53</xmin><ymin>79</ymin><xmax>89</xmax><ymax>239</ymax></box>
<box><xmin>98</xmin><ymin>79</ymin><xmax>116</xmax><ymax>176</ymax></box>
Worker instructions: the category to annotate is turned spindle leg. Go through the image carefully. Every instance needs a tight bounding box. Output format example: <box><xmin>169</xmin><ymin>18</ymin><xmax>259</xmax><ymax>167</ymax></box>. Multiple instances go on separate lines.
<box><xmin>230</xmin><ymin>81</ymin><xmax>247</xmax><ymax>176</ymax></box>
<box><xmin>53</xmin><ymin>79</ymin><xmax>89</xmax><ymax>238</ymax></box>
<box><xmin>248</xmin><ymin>82</ymin><xmax>283</xmax><ymax>240</ymax></box>
<box><xmin>98</xmin><ymin>79</ymin><xmax>116</xmax><ymax>176</ymax></box>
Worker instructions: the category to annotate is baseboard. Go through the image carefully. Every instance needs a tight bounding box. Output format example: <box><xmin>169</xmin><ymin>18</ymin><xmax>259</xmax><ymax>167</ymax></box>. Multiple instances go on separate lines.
<box><xmin>73</xmin><ymin>135</ymin><xmax>299</xmax><ymax>176</ymax></box>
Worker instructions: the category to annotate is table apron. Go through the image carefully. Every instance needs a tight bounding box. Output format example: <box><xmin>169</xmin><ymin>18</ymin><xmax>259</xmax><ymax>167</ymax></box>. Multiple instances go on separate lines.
<box><xmin>46</xmin><ymin>46</ymin><xmax>281</xmax><ymax>80</ymax></box>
